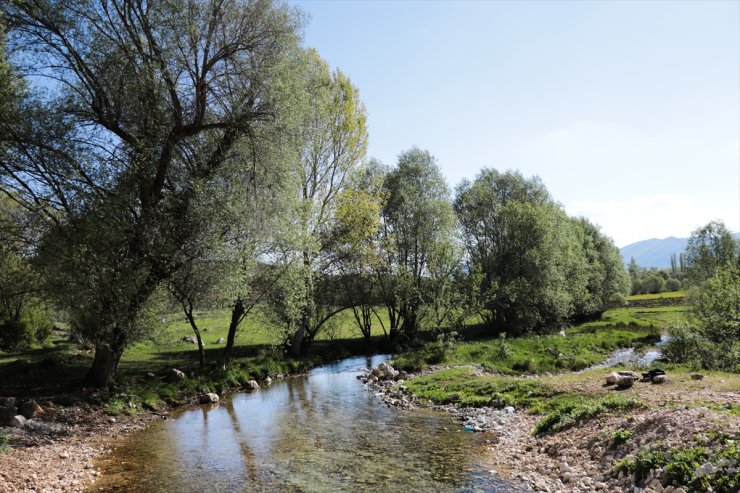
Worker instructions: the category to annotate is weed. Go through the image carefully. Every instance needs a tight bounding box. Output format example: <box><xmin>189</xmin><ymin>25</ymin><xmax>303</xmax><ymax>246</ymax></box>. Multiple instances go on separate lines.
<box><xmin>533</xmin><ymin>395</ymin><xmax>643</xmax><ymax>435</ymax></box>
<box><xmin>0</xmin><ymin>428</ymin><xmax>8</xmax><ymax>453</ymax></box>
<box><xmin>611</xmin><ymin>429</ymin><xmax>633</xmax><ymax>447</ymax></box>
<box><xmin>616</xmin><ymin>442</ymin><xmax>740</xmax><ymax>493</ymax></box>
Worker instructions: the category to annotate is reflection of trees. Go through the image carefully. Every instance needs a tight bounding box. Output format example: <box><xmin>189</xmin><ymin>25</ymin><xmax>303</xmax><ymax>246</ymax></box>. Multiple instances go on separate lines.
<box><xmin>263</xmin><ymin>373</ymin><xmax>487</xmax><ymax>490</ymax></box>
<box><xmin>98</xmin><ymin>366</ymin><xmax>501</xmax><ymax>491</ymax></box>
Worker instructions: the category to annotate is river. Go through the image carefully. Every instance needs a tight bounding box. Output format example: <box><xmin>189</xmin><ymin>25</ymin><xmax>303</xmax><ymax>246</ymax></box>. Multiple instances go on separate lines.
<box><xmin>89</xmin><ymin>354</ymin><xmax>521</xmax><ymax>492</ymax></box>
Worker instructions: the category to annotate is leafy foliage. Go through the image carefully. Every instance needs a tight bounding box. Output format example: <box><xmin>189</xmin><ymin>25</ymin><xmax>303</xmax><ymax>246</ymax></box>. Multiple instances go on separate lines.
<box><xmin>454</xmin><ymin>169</ymin><xmax>628</xmax><ymax>336</ymax></box>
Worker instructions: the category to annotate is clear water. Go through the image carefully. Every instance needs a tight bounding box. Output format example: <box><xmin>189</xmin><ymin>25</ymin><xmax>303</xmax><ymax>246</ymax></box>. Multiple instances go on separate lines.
<box><xmin>580</xmin><ymin>334</ymin><xmax>672</xmax><ymax>372</ymax></box>
<box><xmin>90</xmin><ymin>355</ymin><xmax>520</xmax><ymax>492</ymax></box>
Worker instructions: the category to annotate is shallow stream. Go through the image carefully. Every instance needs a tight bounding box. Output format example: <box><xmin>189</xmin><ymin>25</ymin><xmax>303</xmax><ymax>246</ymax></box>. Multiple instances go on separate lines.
<box><xmin>90</xmin><ymin>355</ymin><xmax>520</xmax><ymax>492</ymax></box>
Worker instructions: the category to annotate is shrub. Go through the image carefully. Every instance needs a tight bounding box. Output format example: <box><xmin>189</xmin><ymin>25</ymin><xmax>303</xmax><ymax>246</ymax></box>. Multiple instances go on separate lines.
<box><xmin>0</xmin><ymin>319</ymin><xmax>30</xmax><ymax>351</ymax></box>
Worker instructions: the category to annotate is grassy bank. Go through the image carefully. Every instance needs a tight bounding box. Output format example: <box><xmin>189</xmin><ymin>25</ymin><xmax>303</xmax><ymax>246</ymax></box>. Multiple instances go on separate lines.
<box><xmin>391</xmin><ymin>290</ymin><xmax>739</xmax><ymax>492</ymax></box>
<box><xmin>393</xmin><ymin>301</ymin><xmax>686</xmax><ymax>374</ymax></box>
<box><xmin>0</xmin><ymin>307</ymin><xmax>398</xmax><ymax>418</ymax></box>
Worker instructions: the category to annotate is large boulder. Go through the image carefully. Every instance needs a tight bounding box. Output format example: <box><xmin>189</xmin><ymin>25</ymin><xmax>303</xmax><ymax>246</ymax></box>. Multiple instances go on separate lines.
<box><xmin>19</xmin><ymin>400</ymin><xmax>44</xmax><ymax>419</ymax></box>
<box><xmin>652</xmin><ymin>374</ymin><xmax>667</xmax><ymax>384</ymax></box>
<box><xmin>605</xmin><ymin>372</ymin><xmax>619</xmax><ymax>385</ymax></box>
<box><xmin>9</xmin><ymin>415</ymin><xmax>26</xmax><ymax>428</ymax></box>
<box><xmin>198</xmin><ymin>393</ymin><xmax>219</xmax><ymax>404</ymax></box>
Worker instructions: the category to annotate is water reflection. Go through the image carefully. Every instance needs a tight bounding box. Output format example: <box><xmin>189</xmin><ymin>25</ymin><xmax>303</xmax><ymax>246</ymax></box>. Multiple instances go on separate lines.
<box><xmin>91</xmin><ymin>355</ymin><xmax>519</xmax><ymax>492</ymax></box>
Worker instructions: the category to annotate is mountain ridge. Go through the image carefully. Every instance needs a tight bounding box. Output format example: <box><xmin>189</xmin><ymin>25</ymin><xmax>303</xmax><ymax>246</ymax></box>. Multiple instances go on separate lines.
<box><xmin>620</xmin><ymin>233</ymin><xmax>740</xmax><ymax>268</ymax></box>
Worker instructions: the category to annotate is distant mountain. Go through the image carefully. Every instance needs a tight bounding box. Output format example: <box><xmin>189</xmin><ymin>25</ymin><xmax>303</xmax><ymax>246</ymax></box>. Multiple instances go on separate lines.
<box><xmin>620</xmin><ymin>233</ymin><xmax>740</xmax><ymax>268</ymax></box>
<box><xmin>620</xmin><ymin>237</ymin><xmax>688</xmax><ymax>269</ymax></box>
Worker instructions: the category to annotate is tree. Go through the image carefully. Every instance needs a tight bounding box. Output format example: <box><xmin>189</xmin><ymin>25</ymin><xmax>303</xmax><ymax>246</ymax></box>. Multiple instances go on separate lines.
<box><xmin>377</xmin><ymin>148</ymin><xmax>455</xmax><ymax>340</ymax></box>
<box><xmin>334</xmin><ymin>160</ymin><xmax>386</xmax><ymax>345</ymax></box>
<box><xmin>569</xmin><ymin>217</ymin><xmax>630</xmax><ymax>319</ymax></box>
<box><xmin>1</xmin><ymin>0</ymin><xmax>302</xmax><ymax>386</ymax></box>
<box><xmin>693</xmin><ymin>263</ymin><xmax>740</xmax><ymax>345</ymax></box>
<box><xmin>273</xmin><ymin>49</ymin><xmax>368</xmax><ymax>356</ymax></box>
<box><xmin>685</xmin><ymin>220</ymin><xmax>737</xmax><ymax>285</ymax></box>
<box><xmin>455</xmin><ymin>169</ymin><xmax>567</xmax><ymax>333</ymax></box>
<box><xmin>0</xmin><ymin>195</ymin><xmax>52</xmax><ymax>351</ymax></box>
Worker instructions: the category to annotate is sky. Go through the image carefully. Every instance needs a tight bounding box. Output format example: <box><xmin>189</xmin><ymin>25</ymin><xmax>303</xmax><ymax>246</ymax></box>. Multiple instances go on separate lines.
<box><xmin>290</xmin><ymin>0</ymin><xmax>740</xmax><ymax>247</ymax></box>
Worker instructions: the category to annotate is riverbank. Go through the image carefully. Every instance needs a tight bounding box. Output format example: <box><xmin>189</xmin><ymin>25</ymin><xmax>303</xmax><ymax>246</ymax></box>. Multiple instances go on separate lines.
<box><xmin>0</xmin><ymin>348</ymin><xmax>349</xmax><ymax>492</ymax></box>
<box><xmin>364</xmin><ymin>363</ymin><xmax>739</xmax><ymax>493</ymax></box>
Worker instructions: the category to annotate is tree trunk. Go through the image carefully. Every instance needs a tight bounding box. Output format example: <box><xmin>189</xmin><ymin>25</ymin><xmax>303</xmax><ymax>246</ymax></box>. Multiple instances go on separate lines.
<box><xmin>85</xmin><ymin>345</ymin><xmax>122</xmax><ymax>388</ymax></box>
<box><xmin>184</xmin><ymin>306</ymin><xmax>206</xmax><ymax>368</ymax></box>
<box><xmin>222</xmin><ymin>298</ymin><xmax>244</xmax><ymax>368</ymax></box>
<box><xmin>290</xmin><ymin>318</ymin><xmax>306</xmax><ymax>357</ymax></box>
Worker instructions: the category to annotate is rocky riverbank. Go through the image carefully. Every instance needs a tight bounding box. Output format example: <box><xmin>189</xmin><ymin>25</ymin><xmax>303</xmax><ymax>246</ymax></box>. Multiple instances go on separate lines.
<box><xmin>0</xmin><ymin>400</ymin><xmax>162</xmax><ymax>493</ymax></box>
<box><xmin>361</xmin><ymin>363</ymin><xmax>740</xmax><ymax>493</ymax></box>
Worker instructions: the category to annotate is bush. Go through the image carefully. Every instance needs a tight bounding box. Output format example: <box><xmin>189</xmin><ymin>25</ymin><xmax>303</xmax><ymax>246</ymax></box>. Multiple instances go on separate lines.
<box><xmin>0</xmin><ymin>299</ymin><xmax>54</xmax><ymax>351</ymax></box>
<box><xmin>662</xmin><ymin>264</ymin><xmax>740</xmax><ymax>372</ymax></box>
<box><xmin>0</xmin><ymin>319</ymin><xmax>31</xmax><ymax>351</ymax></box>
<box><xmin>665</xmin><ymin>278</ymin><xmax>682</xmax><ymax>292</ymax></box>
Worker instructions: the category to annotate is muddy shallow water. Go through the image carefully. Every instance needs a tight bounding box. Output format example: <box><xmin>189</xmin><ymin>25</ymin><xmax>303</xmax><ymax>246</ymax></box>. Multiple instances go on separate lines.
<box><xmin>90</xmin><ymin>355</ymin><xmax>521</xmax><ymax>492</ymax></box>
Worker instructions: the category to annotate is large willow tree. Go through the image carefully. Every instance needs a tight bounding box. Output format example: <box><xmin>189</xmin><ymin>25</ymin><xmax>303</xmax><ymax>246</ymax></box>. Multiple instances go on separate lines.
<box><xmin>0</xmin><ymin>0</ymin><xmax>303</xmax><ymax>386</ymax></box>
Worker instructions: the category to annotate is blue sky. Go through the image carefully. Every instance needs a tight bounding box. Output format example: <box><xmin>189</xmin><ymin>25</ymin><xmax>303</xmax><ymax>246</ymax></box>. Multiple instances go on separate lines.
<box><xmin>290</xmin><ymin>0</ymin><xmax>740</xmax><ymax>247</ymax></box>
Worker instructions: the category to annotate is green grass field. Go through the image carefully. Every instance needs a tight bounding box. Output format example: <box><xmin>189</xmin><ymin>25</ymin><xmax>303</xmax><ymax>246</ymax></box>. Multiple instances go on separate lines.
<box><xmin>394</xmin><ymin>301</ymin><xmax>689</xmax><ymax>375</ymax></box>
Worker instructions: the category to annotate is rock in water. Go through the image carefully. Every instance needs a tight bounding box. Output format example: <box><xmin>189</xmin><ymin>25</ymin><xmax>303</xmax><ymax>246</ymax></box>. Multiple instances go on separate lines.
<box><xmin>19</xmin><ymin>400</ymin><xmax>44</xmax><ymax>419</ymax></box>
<box><xmin>605</xmin><ymin>372</ymin><xmax>619</xmax><ymax>385</ymax></box>
<box><xmin>198</xmin><ymin>393</ymin><xmax>219</xmax><ymax>404</ymax></box>
<box><xmin>245</xmin><ymin>380</ymin><xmax>260</xmax><ymax>391</ymax></box>
<box><xmin>265</xmin><ymin>376</ymin><xmax>272</xmax><ymax>386</ymax></box>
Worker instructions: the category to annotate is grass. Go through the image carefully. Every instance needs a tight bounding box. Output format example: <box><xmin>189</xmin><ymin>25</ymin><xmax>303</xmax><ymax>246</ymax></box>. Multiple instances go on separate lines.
<box><xmin>627</xmin><ymin>291</ymin><xmax>687</xmax><ymax>301</ymax></box>
<box><xmin>404</xmin><ymin>367</ymin><xmax>645</xmax><ymax>435</ymax></box>
<box><xmin>394</xmin><ymin>304</ymin><xmax>683</xmax><ymax>375</ymax></box>
<box><xmin>531</xmin><ymin>394</ymin><xmax>644</xmax><ymax>434</ymax></box>
<box><xmin>0</xmin><ymin>306</ymin><xmax>401</xmax><ymax>416</ymax></box>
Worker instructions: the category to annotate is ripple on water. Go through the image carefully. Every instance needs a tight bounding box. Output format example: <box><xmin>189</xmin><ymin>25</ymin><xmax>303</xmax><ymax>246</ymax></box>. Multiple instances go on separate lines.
<box><xmin>90</xmin><ymin>355</ymin><xmax>522</xmax><ymax>492</ymax></box>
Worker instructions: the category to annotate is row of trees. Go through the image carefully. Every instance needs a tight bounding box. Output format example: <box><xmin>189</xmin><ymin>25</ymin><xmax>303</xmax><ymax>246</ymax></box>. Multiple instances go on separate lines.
<box><xmin>664</xmin><ymin>220</ymin><xmax>740</xmax><ymax>371</ymax></box>
<box><xmin>0</xmin><ymin>1</ymin><xmax>630</xmax><ymax>387</ymax></box>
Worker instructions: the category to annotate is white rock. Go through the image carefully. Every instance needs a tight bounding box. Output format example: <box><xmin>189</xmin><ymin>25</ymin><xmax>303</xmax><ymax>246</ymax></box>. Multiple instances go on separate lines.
<box><xmin>9</xmin><ymin>415</ymin><xmax>26</xmax><ymax>428</ymax></box>
<box><xmin>693</xmin><ymin>462</ymin><xmax>716</xmax><ymax>478</ymax></box>
<box><xmin>198</xmin><ymin>393</ymin><xmax>219</xmax><ymax>404</ymax></box>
